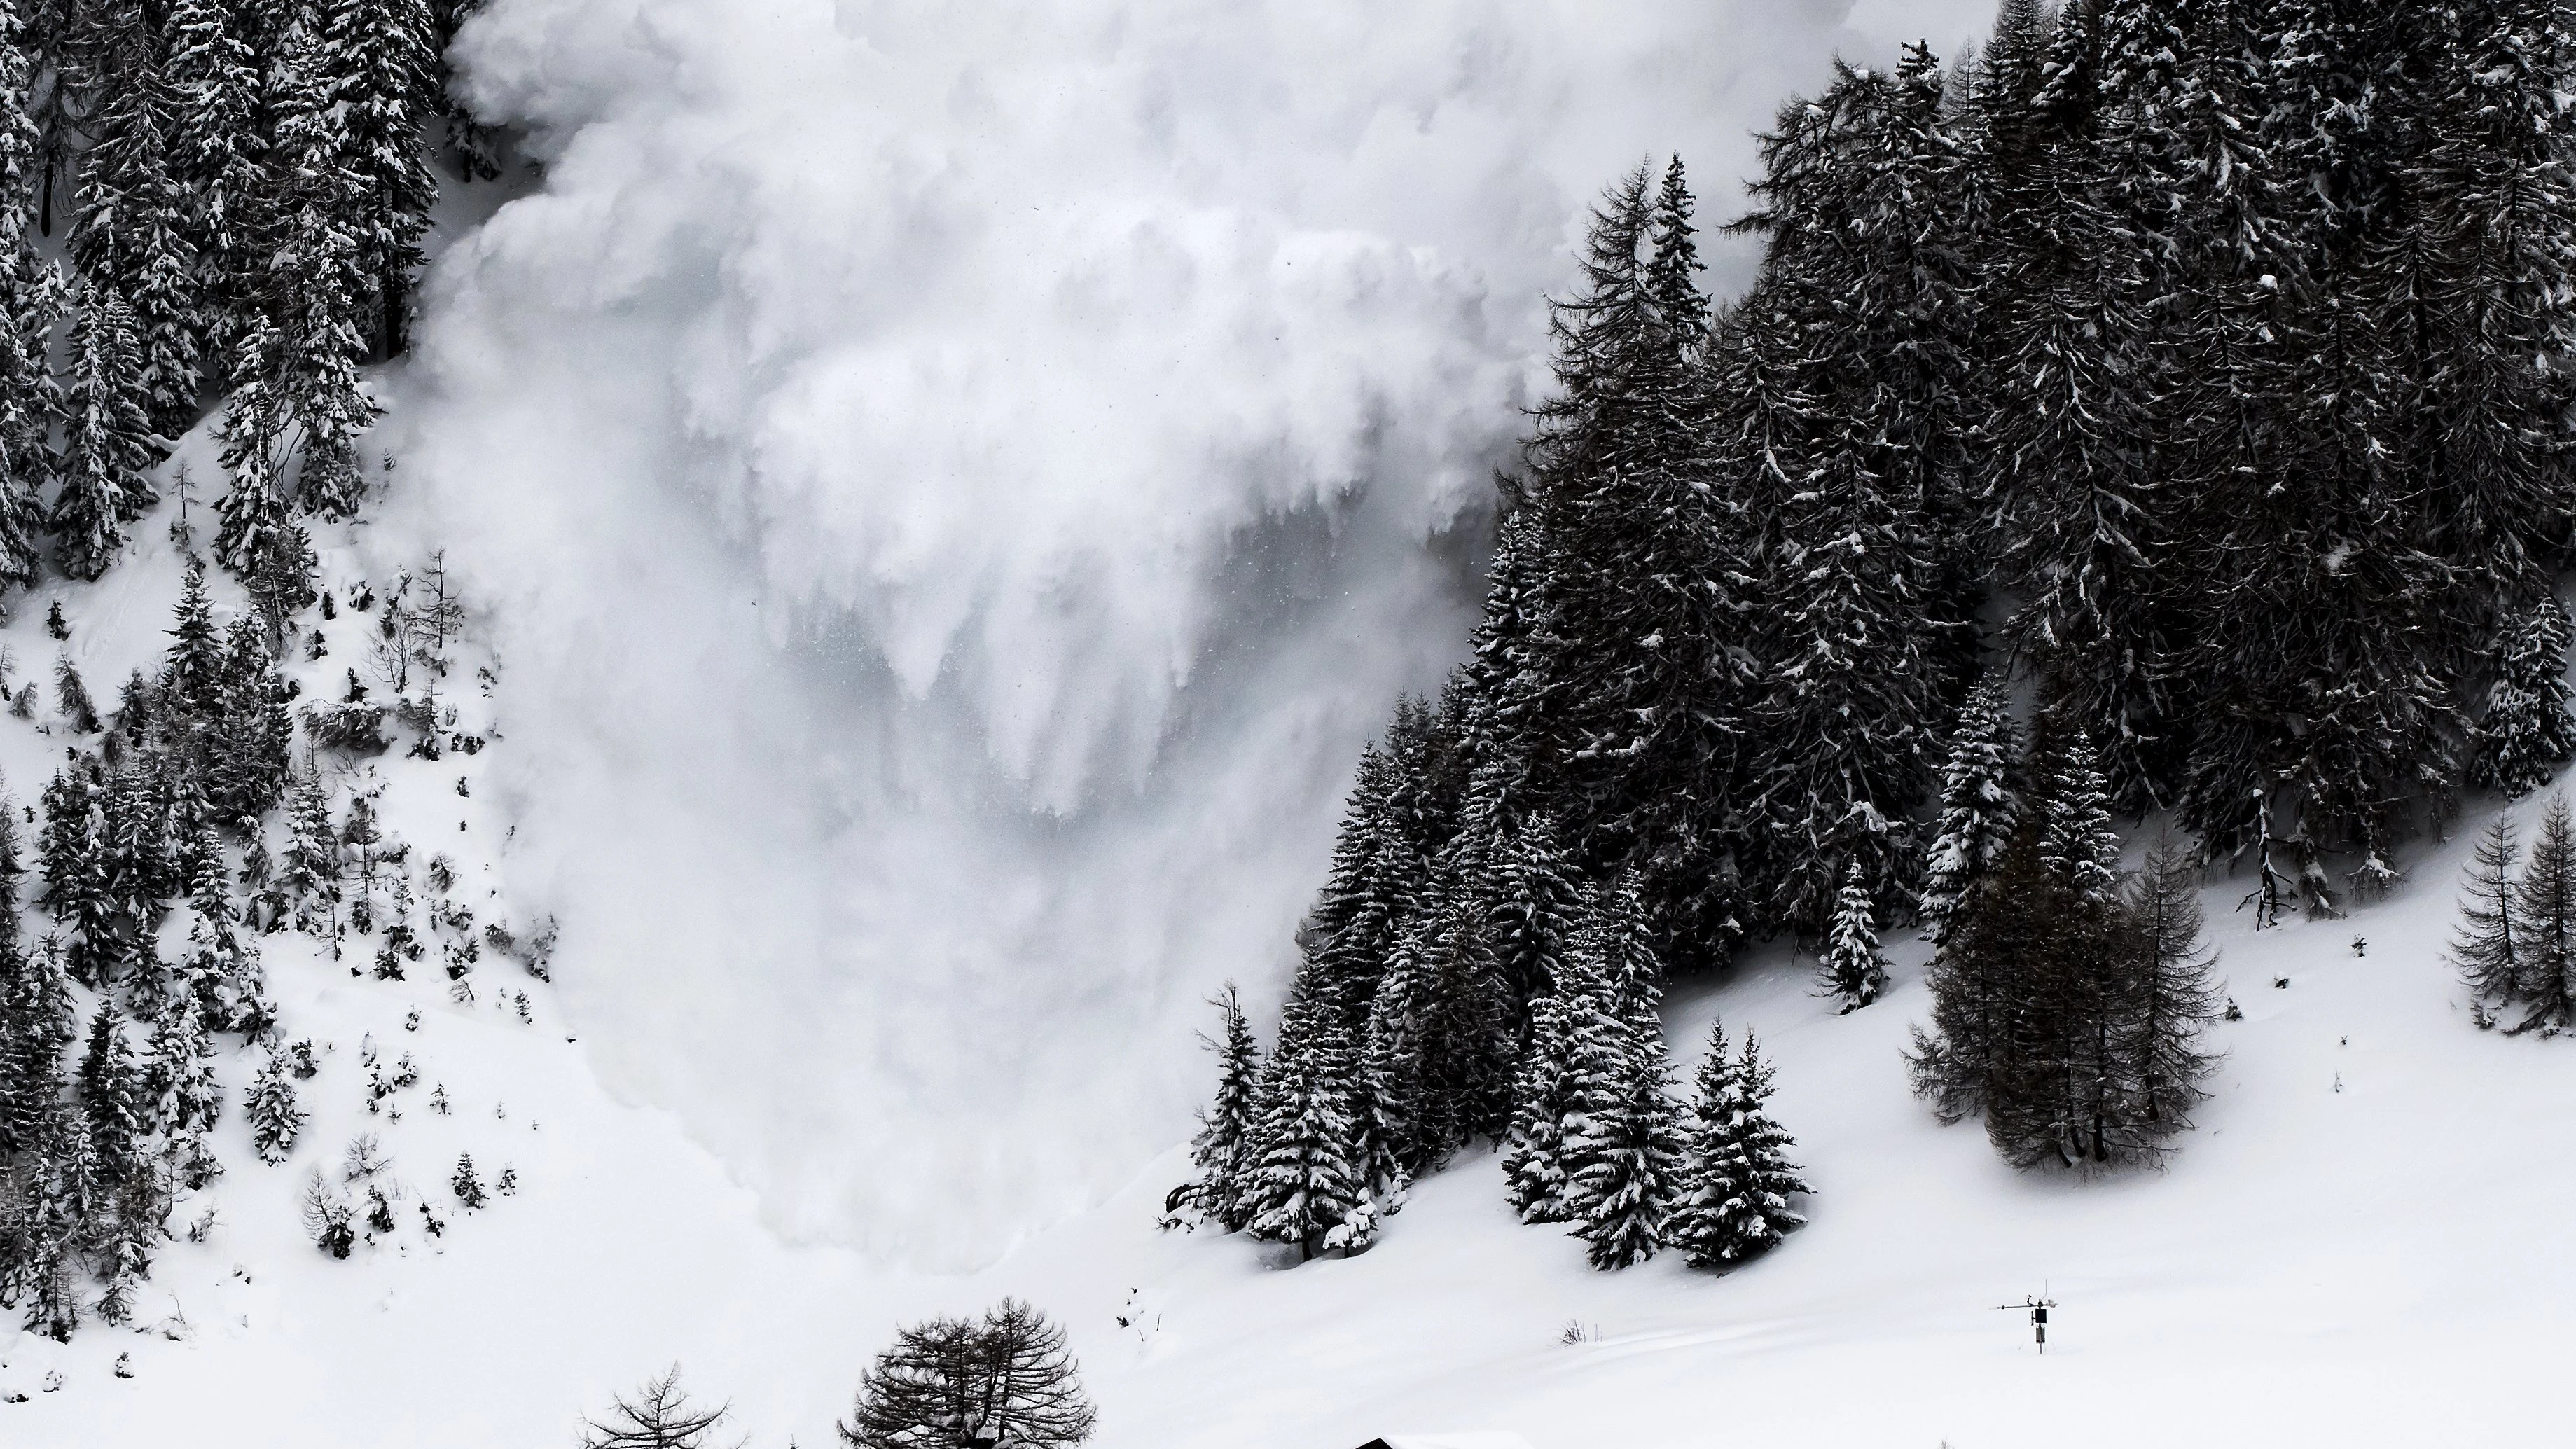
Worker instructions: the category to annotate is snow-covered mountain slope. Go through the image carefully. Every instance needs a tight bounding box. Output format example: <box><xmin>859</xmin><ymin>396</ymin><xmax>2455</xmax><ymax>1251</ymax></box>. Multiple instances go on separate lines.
<box><xmin>387</xmin><ymin>0</ymin><xmax>2006</xmax><ymax>1259</ymax></box>
<box><xmin>9</xmin><ymin>741</ymin><xmax>2570</xmax><ymax>1446</ymax></box>
<box><xmin>17</xmin><ymin>4</ymin><xmax>2569</xmax><ymax>1445</ymax></box>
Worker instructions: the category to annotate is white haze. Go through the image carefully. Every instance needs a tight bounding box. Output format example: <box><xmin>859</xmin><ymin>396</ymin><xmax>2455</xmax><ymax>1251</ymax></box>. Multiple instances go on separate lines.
<box><xmin>382</xmin><ymin>0</ymin><xmax>1997</xmax><ymax>1262</ymax></box>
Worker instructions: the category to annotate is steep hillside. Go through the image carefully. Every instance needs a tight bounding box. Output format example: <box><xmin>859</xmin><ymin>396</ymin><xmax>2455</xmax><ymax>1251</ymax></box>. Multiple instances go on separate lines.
<box><xmin>10</xmin><ymin>759</ymin><xmax>2569</xmax><ymax>1447</ymax></box>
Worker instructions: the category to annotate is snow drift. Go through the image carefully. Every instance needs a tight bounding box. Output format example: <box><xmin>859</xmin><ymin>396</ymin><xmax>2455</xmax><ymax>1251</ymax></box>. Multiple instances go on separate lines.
<box><xmin>383</xmin><ymin>0</ymin><xmax>2000</xmax><ymax>1261</ymax></box>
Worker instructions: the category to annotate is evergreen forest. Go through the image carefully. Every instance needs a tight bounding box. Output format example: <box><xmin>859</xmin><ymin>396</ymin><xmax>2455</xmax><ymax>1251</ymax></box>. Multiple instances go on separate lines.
<box><xmin>1168</xmin><ymin>0</ymin><xmax>2576</xmax><ymax>1269</ymax></box>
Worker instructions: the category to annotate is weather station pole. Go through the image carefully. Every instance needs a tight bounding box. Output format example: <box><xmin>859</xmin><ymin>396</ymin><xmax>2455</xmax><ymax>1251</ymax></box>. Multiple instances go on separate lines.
<box><xmin>1995</xmin><ymin>1292</ymin><xmax>2058</xmax><ymax>1354</ymax></box>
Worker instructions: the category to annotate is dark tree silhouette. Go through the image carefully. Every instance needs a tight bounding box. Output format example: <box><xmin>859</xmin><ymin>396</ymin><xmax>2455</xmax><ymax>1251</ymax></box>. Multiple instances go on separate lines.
<box><xmin>840</xmin><ymin>1299</ymin><xmax>1096</xmax><ymax>1449</ymax></box>
<box><xmin>579</xmin><ymin>1365</ymin><xmax>742</xmax><ymax>1449</ymax></box>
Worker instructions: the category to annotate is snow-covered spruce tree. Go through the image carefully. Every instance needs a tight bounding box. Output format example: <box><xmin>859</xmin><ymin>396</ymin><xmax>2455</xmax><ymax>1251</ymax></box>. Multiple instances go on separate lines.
<box><xmin>1161</xmin><ymin>984</ymin><xmax>1261</xmax><ymax>1233</ymax></box>
<box><xmin>1500</xmin><ymin>971</ymin><xmax>1574</xmax><ymax>1223</ymax></box>
<box><xmin>52</xmin><ymin>289</ymin><xmax>154</xmax><ymax>580</ymax></box>
<box><xmin>2451</xmin><ymin>812</ymin><xmax>2523</xmax><ymax>1008</ymax></box>
<box><xmin>1725</xmin><ymin>45</ymin><xmax>1978</xmax><ymax>934</ymax></box>
<box><xmin>0</xmin><ymin>27</ymin><xmax>55</xmax><ymax>601</ymax></box>
<box><xmin>1391</xmin><ymin>878</ymin><xmax>1518</xmax><ymax>1160</ymax></box>
<box><xmin>1357</xmin><ymin>912</ymin><xmax>1439</xmax><ymax>1189</ymax></box>
<box><xmin>321</xmin><ymin>0</ymin><xmax>442</xmax><ymax>356</ymax></box>
<box><xmin>1666</xmin><ymin>1022</ymin><xmax>1810</xmax><ymax>1270</ymax></box>
<box><xmin>39</xmin><ymin>764</ymin><xmax>118</xmax><ymax>986</ymax></box>
<box><xmin>1238</xmin><ymin>968</ymin><xmax>1374</xmax><ymax>1260</ymax></box>
<box><xmin>166</xmin><ymin>0</ymin><xmax>270</xmax><ymax>380</ymax></box>
<box><xmin>1905</xmin><ymin>814</ymin><xmax>2099</xmax><ymax>1166</ymax></box>
<box><xmin>1517</xmin><ymin>160</ymin><xmax>1751</xmax><ymax>971</ymax></box>
<box><xmin>1531</xmin><ymin>912</ymin><xmax>1668</xmax><ymax>1266</ymax></box>
<box><xmin>2036</xmin><ymin>728</ymin><xmax>2121</xmax><ymax>910</ymax></box>
<box><xmin>1918</xmin><ymin>674</ymin><xmax>2022</xmax><ymax>939</ymax></box>
<box><xmin>2120</xmin><ymin>833</ymin><xmax>2222</xmax><ymax>1143</ymax></box>
<box><xmin>69</xmin><ymin>25</ymin><xmax>200</xmax><ymax>436</ymax></box>
<box><xmin>2507</xmin><ymin>792</ymin><xmax>2576</xmax><ymax>1037</ymax></box>
<box><xmin>1556</xmin><ymin>927</ymin><xmax>1679</xmax><ymax>1271</ymax></box>
<box><xmin>141</xmin><ymin>997</ymin><xmax>221</xmax><ymax>1188</ymax></box>
<box><xmin>1984</xmin><ymin>1</ymin><xmax>2222</xmax><ymax>811</ymax></box>
<box><xmin>165</xmin><ymin>557</ymin><xmax>225</xmax><ymax>715</ymax></box>
<box><xmin>207</xmin><ymin>616</ymin><xmax>295</xmax><ymax>820</ymax></box>
<box><xmin>92</xmin><ymin>1159</ymin><xmax>169</xmax><ymax>1326</ymax></box>
<box><xmin>839</xmin><ymin>1300</ymin><xmax>1096</xmax><ymax>1449</ymax></box>
<box><xmin>1448</xmin><ymin>775</ymin><xmax>1582</xmax><ymax>1027</ymax></box>
<box><xmin>1818</xmin><ymin>861</ymin><xmax>1891</xmax><ymax>1013</ymax></box>
<box><xmin>214</xmin><ymin>318</ymin><xmax>301</xmax><ymax>576</ymax></box>
<box><xmin>2470</xmin><ymin>597</ymin><xmax>2576</xmax><ymax>799</ymax></box>
<box><xmin>240</xmin><ymin>16</ymin><xmax>380</xmax><ymax>520</ymax></box>
<box><xmin>1304</xmin><ymin>726</ymin><xmax>1430</xmax><ymax>1034</ymax></box>
<box><xmin>74</xmin><ymin>1001</ymin><xmax>144</xmax><ymax>1181</ymax></box>
<box><xmin>280</xmin><ymin>767</ymin><xmax>342</xmax><ymax>931</ymax></box>
<box><xmin>452</xmin><ymin>1151</ymin><xmax>485</xmax><ymax>1208</ymax></box>
<box><xmin>247</xmin><ymin>1048</ymin><xmax>305</xmax><ymax>1164</ymax></box>
<box><xmin>1497</xmin><ymin>867</ymin><xmax>1638</xmax><ymax>1230</ymax></box>
<box><xmin>2171</xmin><ymin>6</ymin><xmax>2460</xmax><ymax>892</ymax></box>
<box><xmin>2388</xmin><ymin>3</ymin><xmax>2576</xmax><ymax>632</ymax></box>
<box><xmin>1993</xmin><ymin>730</ymin><xmax>2132</xmax><ymax>1167</ymax></box>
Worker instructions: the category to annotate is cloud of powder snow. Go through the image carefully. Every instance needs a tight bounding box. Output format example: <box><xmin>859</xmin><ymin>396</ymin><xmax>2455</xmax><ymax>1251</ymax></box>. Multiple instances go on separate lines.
<box><xmin>377</xmin><ymin>0</ymin><xmax>2000</xmax><ymax>1263</ymax></box>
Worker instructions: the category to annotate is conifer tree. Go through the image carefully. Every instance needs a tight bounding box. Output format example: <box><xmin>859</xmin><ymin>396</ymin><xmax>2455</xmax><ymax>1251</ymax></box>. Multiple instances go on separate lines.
<box><xmin>1482</xmin><ymin>808</ymin><xmax>1587</xmax><ymax>1020</ymax></box>
<box><xmin>1819</xmin><ymin>862</ymin><xmax>1891</xmax><ymax>1013</ymax></box>
<box><xmin>1520</xmin><ymin>162</ymin><xmax>1750</xmax><ymax>966</ymax></box>
<box><xmin>0</xmin><ymin>934</ymin><xmax>74</xmax><ymax>1158</ymax></box>
<box><xmin>247</xmin><ymin>16</ymin><xmax>381</xmax><ymax>520</ymax></box>
<box><xmin>141</xmin><ymin>997</ymin><xmax>221</xmax><ymax>1186</ymax></box>
<box><xmin>247</xmin><ymin>1048</ymin><xmax>304</xmax><ymax>1163</ymax></box>
<box><xmin>451</xmin><ymin>1151</ymin><xmax>485</xmax><ymax>1207</ymax></box>
<box><xmin>2121</xmin><ymin>833</ymin><xmax>2223</xmax><ymax>1138</ymax></box>
<box><xmin>0</xmin><ymin>29</ymin><xmax>55</xmax><ymax>599</ymax></box>
<box><xmin>839</xmin><ymin>1301</ymin><xmax>1096</xmax><ymax>1449</ymax></box>
<box><xmin>1906</xmin><ymin>819</ymin><xmax>2084</xmax><ymax>1162</ymax></box>
<box><xmin>1500</xmin><ymin>978</ymin><xmax>1574</xmax><ymax>1224</ymax></box>
<box><xmin>1358</xmin><ymin>916</ymin><xmax>1440</xmax><ymax>1188</ymax></box>
<box><xmin>76</xmin><ymin>1001</ymin><xmax>143</xmax><ymax>1180</ymax></box>
<box><xmin>1395</xmin><ymin>885</ymin><xmax>1518</xmax><ymax>1158</ymax></box>
<box><xmin>1556</xmin><ymin>925</ymin><xmax>1678</xmax><ymax>1270</ymax></box>
<box><xmin>214</xmin><ymin>319</ymin><xmax>302</xmax><ymax>577</ymax></box>
<box><xmin>280</xmin><ymin>768</ymin><xmax>342</xmax><ymax>930</ymax></box>
<box><xmin>1238</xmin><ymin>971</ymin><xmax>1373</xmax><ymax>1260</ymax></box>
<box><xmin>323</xmin><ymin>0</ymin><xmax>441</xmax><ymax>356</ymax></box>
<box><xmin>2451</xmin><ymin>812</ymin><xmax>2523</xmax><ymax>1006</ymax></box>
<box><xmin>71</xmin><ymin>32</ymin><xmax>200</xmax><ymax>436</ymax></box>
<box><xmin>1918</xmin><ymin>676</ymin><xmax>2022</xmax><ymax>938</ymax></box>
<box><xmin>1666</xmin><ymin>1023</ymin><xmax>1810</xmax><ymax>1270</ymax></box>
<box><xmin>165</xmin><ymin>557</ymin><xmax>225</xmax><ymax>716</ymax></box>
<box><xmin>40</xmin><ymin>763</ymin><xmax>117</xmax><ymax>985</ymax></box>
<box><xmin>2037</xmin><ymin>729</ymin><xmax>2122</xmax><ymax>907</ymax></box>
<box><xmin>2389</xmin><ymin>1</ymin><xmax>2576</xmax><ymax>623</ymax></box>
<box><xmin>2470</xmin><ymin>597</ymin><xmax>2576</xmax><ymax>799</ymax></box>
<box><xmin>208</xmin><ymin>616</ymin><xmax>294</xmax><ymax>819</ymax></box>
<box><xmin>166</xmin><ymin>0</ymin><xmax>268</xmax><ymax>376</ymax></box>
<box><xmin>1163</xmin><ymin>984</ymin><xmax>1261</xmax><ymax>1233</ymax></box>
<box><xmin>52</xmin><ymin>290</ymin><xmax>152</xmax><ymax>580</ymax></box>
<box><xmin>1726</xmin><ymin>51</ymin><xmax>1974</xmax><ymax>929</ymax></box>
<box><xmin>53</xmin><ymin>655</ymin><xmax>97</xmax><ymax>735</ymax></box>
<box><xmin>580</xmin><ymin>1366</ymin><xmax>740</xmax><ymax>1449</ymax></box>
<box><xmin>2508</xmin><ymin>792</ymin><xmax>2576</xmax><ymax>1036</ymax></box>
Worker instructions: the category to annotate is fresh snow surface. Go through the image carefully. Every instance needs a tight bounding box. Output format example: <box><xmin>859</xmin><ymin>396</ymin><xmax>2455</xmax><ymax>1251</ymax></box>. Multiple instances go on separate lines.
<box><xmin>7</xmin><ymin>597</ymin><xmax>2569</xmax><ymax>1449</ymax></box>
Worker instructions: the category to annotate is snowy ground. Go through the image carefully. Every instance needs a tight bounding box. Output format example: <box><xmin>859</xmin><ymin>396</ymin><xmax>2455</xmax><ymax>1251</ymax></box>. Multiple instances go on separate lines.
<box><xmin>10</xmin><ymin>4</ymin><xmax>2570</xmax><ymax>1443</ymax></box>
<box><xmin>6</xmin><ymin>691</ymin><xmax>2568</xmax><ymax>1445</ymax></box>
